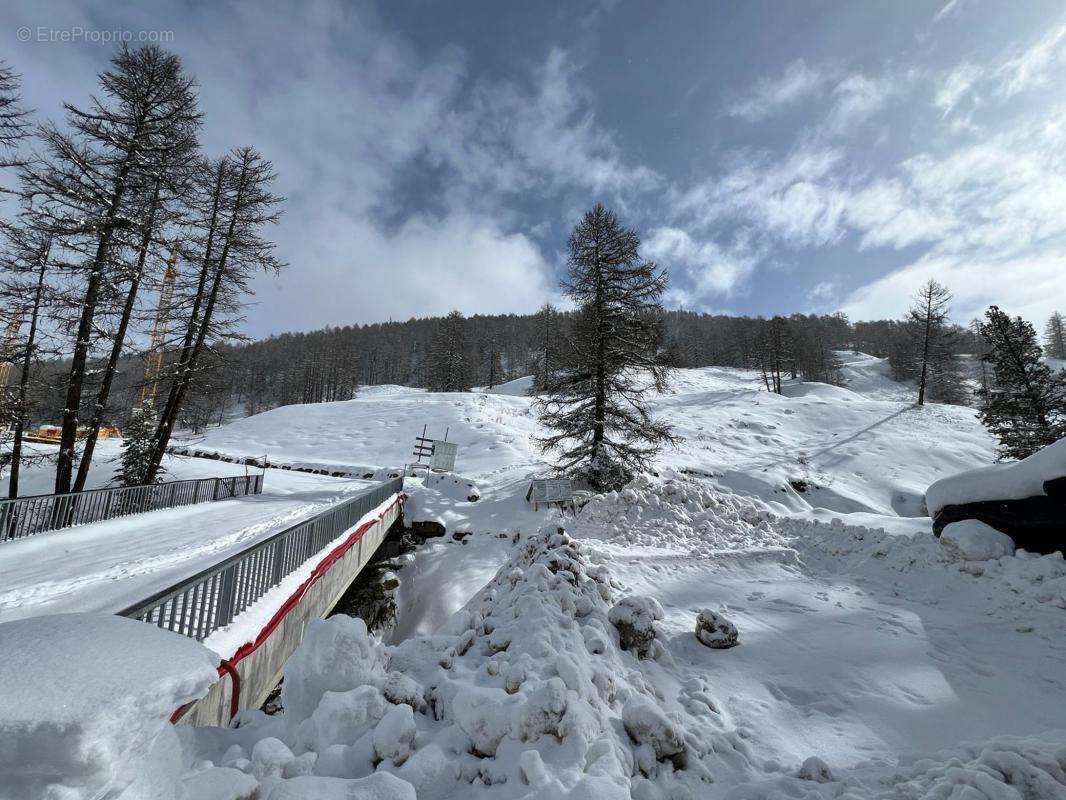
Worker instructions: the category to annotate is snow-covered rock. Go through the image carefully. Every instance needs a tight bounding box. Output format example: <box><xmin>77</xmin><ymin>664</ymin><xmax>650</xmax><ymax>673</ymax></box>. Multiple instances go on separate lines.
<box><xmin>608</xmin><ymin>595</ymin><xmax>664</xmax><ymax>659</ymax></box>
<box><xmin>373</xmin><ymin>703</ymin><xmax>417</xmax><ymax>765</ymax></box>
<box><xmin>695</xmin><ymin>608</ymin><xmax>739</xmax><ymax>649</ymax></box>
<box><xmin>0</xmin><ymin>613</ymin><xmax>218</xmax><ymax>800</ymax></box>
<box><xmin>797</xmin><ymin>756</ymin><xmax>833</xmax><ymax>783</ymax></box>
<box><xmin>940</xmin><ymin>520</ymin><xmax>1016</xmax><ymax>561</ymax></box>
<box><xmin>621</xmin><ymin>696</ymin><xmax>686</xmax><ymax>767</ymax></box>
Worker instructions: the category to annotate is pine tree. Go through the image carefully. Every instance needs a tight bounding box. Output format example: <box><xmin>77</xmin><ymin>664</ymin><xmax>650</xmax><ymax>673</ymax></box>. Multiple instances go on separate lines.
<box><xmin>1045</xmin><ymin>312</ymin><xmax>1066</xmax><ymax>360</ymax></box>
<box><xmin>978</xmin><ymin>306</ymin><xmax>1066</xmax><ymax>460</ymax></box>
<box><xmin>142</xmin><ymin>147</ymin><xmax>284</xmax><ymax>484</ymax></box>
<box><xmin>117</xmin><ymin>400</ymin><xmax>161</xmax><ymax>487</ymax></box>
<box><xmin>532</xmin><ymin>302</ymin><xmax>558</xmax><ymax>393</ymax></box>
<box><xmin>536</xmin><ymin>203</ymin><xmax>676</xmax><ymax>491</ymax></box>
<box><xmin>429</xmin><ymin>310</ymin><xmax>470</xmax><ymax>392</ymax></box>
<box><xmin>19</xmin><ymin>44</ymin><xmax>201</xmax><ymax>493</ymax></box>
<box><xmin>0</xmin><ymin>60</ymin><xmax>30</xmax><ymax>169</ymax></box>
<box><xmin>892</xmin><ymin>279</ymin><xmax>964</xmax><ymax>405</ymax></box>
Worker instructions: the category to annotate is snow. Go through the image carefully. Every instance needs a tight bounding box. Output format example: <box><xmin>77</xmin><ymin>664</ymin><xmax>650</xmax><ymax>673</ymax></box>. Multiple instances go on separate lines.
<box><xmin>476</xmin><ymin>375</ymin><xmax>534</xmax><ymax>396</ymax></box>
<box><xmin>0</xmin><ymin>466</ymin><xmax>374</xmax><ymax>623</ymax></box>
<box><xmin>927</xmin><ymin>436</ymin><xmax>1066</xmax><ymax>515</ymax></box>
<box><xmin>940</xmin><ymin>519</ymin><xmax>1016</xmax><ymax>561</ymax></box>
<box><xmin>203</xmin><ymin>492</ymin><xmax>401</xmax><ymax>659</ymax></box>
<box><xmin>8</xmin><ymin>356</ymin><xmax>1066</xmax><ymax>799</ymax></box>
<box><xmin>0</xmin><ymin>612</ymin><xmax>218</xmax><ymax>800</ymax></box>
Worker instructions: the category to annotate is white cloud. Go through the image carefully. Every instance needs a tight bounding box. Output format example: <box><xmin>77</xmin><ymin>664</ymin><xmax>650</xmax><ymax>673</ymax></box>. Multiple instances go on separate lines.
<box><xmin>806</xmin><ymin>280</ymin><xmax>838</xmax><ymax>303</ymax></box>
<box><xmin>934</xmin><ymin>0</ymin><xmax>967</xmax><ymax>21</ymax></box>
<box><xmin>841</xmin><ymin>253</ymin><xmax>1066</xmax><ymax>323</ymax></box>
<box><xmin>998</xmin><ymin>24</ymin><xmax>1066</xmax><ymax>97</ymax></box>
<box><xmin>674</xmin><ymin>144</ymin><xmax>848</xmax><ymax>248</ymax></box>
<box><xmin>825</xmin><ymin>73</ymin><xmax>898</xmax><ymax>134</ymax></box>
<box><xmin>726</xmin><ymin>59</ymin><xmax>826</xmax><ymax>122</ymax></box>
<box><xmin>643</xmin><ymin>227</ymin><xmax>760</xmax><ymax>301</ymax></box>
<box><xmin>265</xmin><ymin>210</ymin><xmax>556</xmax><ymax>331</ymax></box>
<box><xmin>933</xmin><ymin>62</ymin><xmax>982</xmax><ymax>118</ymax></box>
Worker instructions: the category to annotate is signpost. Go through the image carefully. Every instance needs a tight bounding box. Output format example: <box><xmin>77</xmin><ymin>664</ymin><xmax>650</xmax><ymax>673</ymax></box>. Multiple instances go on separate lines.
<box><xmin>430</xmin><ymin>440</ymin><xmax>457</xmax><ymax>472</ymax></box>
<box><xmin>411</xmin><ymin>425</ymin><xmax>459</xmax><ymax>473</ymax></box>
<box><xmin>525</xmin><ymin>477</ymin><xmax>575</xmax><ymax>512</ymax></box>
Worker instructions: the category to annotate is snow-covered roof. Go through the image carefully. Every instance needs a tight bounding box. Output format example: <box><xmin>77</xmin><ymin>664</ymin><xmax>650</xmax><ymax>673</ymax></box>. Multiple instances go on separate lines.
<box><xmin>926</xmin><ymin>437</ymin><xmax>1066</xmax><ymax>516</ymax></box>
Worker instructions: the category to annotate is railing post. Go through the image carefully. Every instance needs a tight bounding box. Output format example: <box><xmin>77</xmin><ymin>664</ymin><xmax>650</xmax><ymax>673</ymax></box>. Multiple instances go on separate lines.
<box><xmin>212</xmin><ymin>478</ymin><xmax>221</xmax><ymax>501</ymax></box>
<box><xmin>216</xmin><ymin>565</ymin><xmax>237</xmax><ymax>627</ymax></box>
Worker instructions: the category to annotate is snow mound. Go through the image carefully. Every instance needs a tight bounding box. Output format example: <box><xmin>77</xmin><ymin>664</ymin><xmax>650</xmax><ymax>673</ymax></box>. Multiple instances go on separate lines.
<box><xmin>572</xmin><ymin>473</ymin><xmax>1066</xmax><ymax>611</ymax></box>
<box><xmin>941</xmin><ymin>519</ymin><xmax>1016</xmax><ymax>561</ymax></box>
<box><xmin>181</xmin><ymin>527</ymin><xmax>759</xmax><ymax>798</ymax></box>
<box><xmin>477</xmin><ymin>375</ymin><xmax>534</xmax><ymax>396</ymax></box>
<box><xmin>887</xmin><ymin>735</ymin><xmax>1066</xmax><ymax>800</ymax></box>
<box><xmin>571</xmin><ymin>473</ymin><xmax>789</xmax><ymax>556</ymax></box>
<box><xmin>927</xmin><ymin>437</ymin><xmax>1066</xmax><ymax>515</ymax></box>
<box><xmin>0</xmin><ymin>613</ymin><xmax>218</xmax><ymax>800</ymax></box>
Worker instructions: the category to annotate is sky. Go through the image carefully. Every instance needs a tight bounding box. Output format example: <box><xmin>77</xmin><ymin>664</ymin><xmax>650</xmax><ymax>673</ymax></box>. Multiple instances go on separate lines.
<box><xmin>3</xmin><ymin>0</ymin><xmax>1066</xmax><ymax>337</ymax></box>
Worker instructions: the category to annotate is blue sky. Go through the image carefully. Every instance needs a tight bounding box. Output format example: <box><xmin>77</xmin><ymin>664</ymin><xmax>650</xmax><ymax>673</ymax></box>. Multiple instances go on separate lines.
<box><xmin>4</xmin><ymin>0</ymin><xmax>1065</xmax><ymax>336</ymax></box>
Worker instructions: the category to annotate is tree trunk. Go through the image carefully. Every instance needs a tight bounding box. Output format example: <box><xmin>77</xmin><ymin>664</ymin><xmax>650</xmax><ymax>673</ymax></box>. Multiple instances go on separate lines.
<box><xmin>55</xmin><ymin>158</ymin><xmax>135</xmax><ymax>494</ymax></box>
<box><xmin>72</xmin><ymin>176</ymin><xmax>164</xmax><ymax>493</ymax></box>
<box><xmin>142</xmin><ymin>164</ymin><xmax>226</xmax><ymax>483</ymax></box>
<box><xmin>145</xmin><ymin>159</ymin><xmax>248</xmax><ymax>483</ymax></box>
<box><xmin>917</xmin><ymin>294</ymin><xmax>932</xmax><ymax>406</ymax></box>
<box><xmin>8</xmin><ymin>240</ymin><xmax>50</xmax><ymax>499</ymax></box>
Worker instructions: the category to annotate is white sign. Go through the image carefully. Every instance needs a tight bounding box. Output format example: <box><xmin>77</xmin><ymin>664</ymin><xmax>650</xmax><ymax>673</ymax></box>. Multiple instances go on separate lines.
<box><xmin>430</xmin><ymin>440</ymin><xmax>457</xmax><ymax>471</ymax></box>
<box><xmin>527</xmin><ymin>478</ymin><xmax>573</xmax><ymax>505</ymax></box>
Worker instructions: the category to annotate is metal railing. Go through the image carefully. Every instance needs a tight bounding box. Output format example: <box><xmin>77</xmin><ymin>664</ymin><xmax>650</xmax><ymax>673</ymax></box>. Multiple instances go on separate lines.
<box><xmin>0</xmin><ymin>474</ymin><xmax>264</xmax><ymax>542</ymax></box>
<box><xmin>118</xmin><ymin>477</ymin><xmax>403</xmax><ymax>641</ymax></box>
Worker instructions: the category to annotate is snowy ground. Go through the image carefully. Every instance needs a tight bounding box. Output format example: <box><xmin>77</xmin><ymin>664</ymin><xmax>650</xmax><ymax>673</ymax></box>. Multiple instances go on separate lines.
<box><xmin>5</xmin><ymin>355</ymin><xmax>1065</xmax><ymax>799</ymax></box>
<box><xmin>0</xmin><ymin>443</ymin><xmax>372</xmax><ymax>622</ymax></box>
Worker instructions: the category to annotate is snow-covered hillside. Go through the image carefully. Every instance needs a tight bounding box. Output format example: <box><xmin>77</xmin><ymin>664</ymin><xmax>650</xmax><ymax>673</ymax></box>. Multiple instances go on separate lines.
<box><xmin>188</xmin><ymin>353</ymin><xmax>995</xmax><ymax>532</ymax></box>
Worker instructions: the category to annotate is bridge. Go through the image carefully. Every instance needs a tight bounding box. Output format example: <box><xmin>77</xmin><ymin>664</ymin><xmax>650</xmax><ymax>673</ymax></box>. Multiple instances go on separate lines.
<box><xmin>0</xmin><ymin>472</ymin><xmax>405</xmax><ymax>726</ymax></box>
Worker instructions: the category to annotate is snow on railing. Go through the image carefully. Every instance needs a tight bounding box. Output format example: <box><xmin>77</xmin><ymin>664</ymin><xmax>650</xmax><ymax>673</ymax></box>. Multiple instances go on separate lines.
<box><xmin>117</xmin><ymin>476</ymin><xmax>403</xmax><ymax>641</ymax></box>
<box><xmin>0</xmin><ymin>474</ymin><xmax>264</xmax><ymax>543</ymax></box>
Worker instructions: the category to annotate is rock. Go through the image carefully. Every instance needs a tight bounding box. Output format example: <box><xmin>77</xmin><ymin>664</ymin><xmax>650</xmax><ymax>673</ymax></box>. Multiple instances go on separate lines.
<box><xmin>411</xmin><ymin>520</ymin><xmax>446</xmax><ymax>538</ymax></box>
<box><xmin>608</xmin><ymin>595</ymin><xmax>663</xmax><ymax>659</ymax></box>
<box><xmin>373</xmin><ymin>703</ymin><xmax>417</xmax><ymax>766</ymax></box>
<box><xmin>797</xmin><ymin>756</ymin><xmax>833</xmax><ymax>783</ymax></box>
<box><xmin>621</xmin><ymin>696</ymin><xmax>685</xmax><ymax>767</ymax></box>
<box><xmin>940</xmin><ymin>519</ymin><xmax>1015</xmax><ymax>561</ymax></box>
<box><xmin>695</xmin><ymin>609</ymin><xmax>738</xmax><ymax>649</ymax></box>
<box><xmin>382</xmin><ymin>672</ymin><xmax>423</xmax><ymax>710</ymax></box>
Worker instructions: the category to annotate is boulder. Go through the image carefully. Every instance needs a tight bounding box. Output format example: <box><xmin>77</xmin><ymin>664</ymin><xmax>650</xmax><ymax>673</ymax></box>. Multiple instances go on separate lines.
<box><xmin>940</xmin><ymin>519</ymin><xmax>1015</xmax><ymax>561</ymax></box>
<box><xmin>410</xmin><ymin>520</ymin><xmax>446</xmax><ymax>538</ymax></box>
<box><xmin>797</xmin><ymin>756</ymin><xmax>833</xmax><ymax>783</ymax></box>
<box><xmin>608</xmin><ymin>595</ymin><xmax>663</xmax><ymax>659</ymax></box>
<box><xmin>695</xmin><ymin>609</ymin><xmax>738</xmax><ymax>649</ymax></box>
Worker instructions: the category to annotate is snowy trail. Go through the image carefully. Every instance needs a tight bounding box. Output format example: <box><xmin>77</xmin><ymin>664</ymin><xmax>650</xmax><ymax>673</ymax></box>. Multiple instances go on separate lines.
<box><xmin>0</xmin><ymin>469</ymin><xmax>372</xmax><ymax>621</ymax></box>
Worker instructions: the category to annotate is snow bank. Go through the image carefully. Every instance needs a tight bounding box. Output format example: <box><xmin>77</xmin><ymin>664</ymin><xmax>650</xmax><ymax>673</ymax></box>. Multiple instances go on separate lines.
<box><xmin>884</xmin><ymin>736</ymin><xmax>1066</xmax><ymax>800</ymax></box>
<box><xmin>573</xmin><ymin>473</ymin><xmax>1066</xmax><ymax>612</ymax></box>
<box><xmin>0</xmin><ymin>613</ymin><xmax>218</xmax><ymax>800</ymax></box>
<box><xmin>571</xmin><ymin>472</ymin><xmax>790</xmax><ymax>556</ymax></box>
<box><xmin>476</xmin><ymin>375</ymin><xmax>534</xmax><ymax>396</ymax></box>
<box><xmin>927</xmin><ymin>437</ymin><xmax>1066</xmax><ymax>515</ymax></box>
<box><xmin>181</xmin><ymin>527</ymin><xmax>759</xmax><ymax>798</ymax></box>
<box><xmin>941</xmin><ymin>519</ymin><xmax>1015</xmax><ymax>561</ymax></box>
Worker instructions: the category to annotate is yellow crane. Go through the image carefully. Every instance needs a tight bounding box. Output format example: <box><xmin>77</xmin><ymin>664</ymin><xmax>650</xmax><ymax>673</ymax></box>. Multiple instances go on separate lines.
<box><xmin>140</xmin><ymin>246</ymin><xmax>179</xmax><ymax>408</ymax></box>
<box><xmin>0</xmin><ymin>315</ymin><xmax>22</xmax><ymax>389</ymax></box>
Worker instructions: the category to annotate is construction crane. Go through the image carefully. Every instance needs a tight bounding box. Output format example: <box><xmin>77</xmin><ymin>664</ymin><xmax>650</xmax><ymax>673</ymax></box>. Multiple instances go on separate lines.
<box><xmin>140</xmin><ymin>246</ymin><xmax>179</xmax><ymax>408</ymax></box>
<box><xmin>0</xmin><ymin>315</ymin><xmax>23</xmax><ymax>389</ymax></box>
